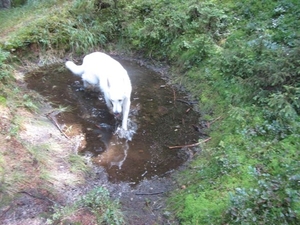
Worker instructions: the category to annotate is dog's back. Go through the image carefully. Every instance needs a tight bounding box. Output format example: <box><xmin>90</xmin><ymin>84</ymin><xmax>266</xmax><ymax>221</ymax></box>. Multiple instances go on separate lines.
<box><xmin>86</xmin><ymin>52</ymin><xmax>131</xmax><ymax>95</ymax></box>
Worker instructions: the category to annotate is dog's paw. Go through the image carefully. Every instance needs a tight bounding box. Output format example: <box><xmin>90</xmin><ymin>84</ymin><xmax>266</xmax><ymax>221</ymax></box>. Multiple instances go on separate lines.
<box><xmin>115</xmin><ymin>127</ymin><xmax>135</xmax><ymax>141</ymax></box>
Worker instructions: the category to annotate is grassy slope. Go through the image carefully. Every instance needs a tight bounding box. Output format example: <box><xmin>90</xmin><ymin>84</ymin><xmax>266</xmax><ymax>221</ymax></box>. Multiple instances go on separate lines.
<box><xmin>121</xmin><ymin>0</ymin><xmax>300</xmax><ymax>224</ymax></box>
<box><xmin>0</xmin><ymin>0</ymin><xmax>299</xmax><ymax>224</ymax></box>
<box><xmin>163</xmin><ymin>1</ymin><xmax>300</xmax><ymax>224</ymax></box>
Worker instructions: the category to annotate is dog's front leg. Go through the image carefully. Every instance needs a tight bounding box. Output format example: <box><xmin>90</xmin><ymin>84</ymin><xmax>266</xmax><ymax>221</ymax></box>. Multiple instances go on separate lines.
<box><xmin>122</xmin><ymin>97</ymin><xmax>131</xmax><ymax>130</ymax></box>
<box><xmin>104</xmin><ymin>95</ymin><xmax>113</xmax><ymax>113</ymax></box>
<box><xmin>83</xmin><ymin>80</ymin><xmax>88</xmax><ymax>89</ymax></box>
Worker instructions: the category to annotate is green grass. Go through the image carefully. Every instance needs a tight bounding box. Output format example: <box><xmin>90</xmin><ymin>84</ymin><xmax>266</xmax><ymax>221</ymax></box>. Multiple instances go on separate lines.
<box><xmin>0</xmin><ymin>0</ymin><xmax>61</xmax><ymax>41</ymax></box>
<box><xmin>0</xmin><ymin>0</ymin><xmax>106</xmax><ymax>55</ymax></box>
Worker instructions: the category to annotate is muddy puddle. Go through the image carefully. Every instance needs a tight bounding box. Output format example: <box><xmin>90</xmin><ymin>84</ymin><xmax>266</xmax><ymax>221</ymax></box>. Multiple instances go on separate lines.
<box><xmin>25</xmin><ymin>57</ymin><xmax>201</xmax><ymax>185</ymax></box>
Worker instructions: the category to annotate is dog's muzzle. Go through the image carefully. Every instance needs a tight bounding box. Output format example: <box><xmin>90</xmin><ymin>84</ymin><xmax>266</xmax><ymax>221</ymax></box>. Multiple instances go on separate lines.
<box><xmin>114</xmin><ymin>112</ymin><xmax>121</xmax><ymax>118</ymax></box>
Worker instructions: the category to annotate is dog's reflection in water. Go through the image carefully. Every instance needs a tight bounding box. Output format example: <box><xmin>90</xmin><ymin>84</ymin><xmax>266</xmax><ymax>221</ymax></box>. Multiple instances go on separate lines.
<box><xmin>102</xmin><ymin>135</ymin><xmax>129</xmax><ymax>169</ymax></box>
<box><xmin>95</xmin><ymin>120</ymin><xmax>136</xmax><ymax>169</ymax></box>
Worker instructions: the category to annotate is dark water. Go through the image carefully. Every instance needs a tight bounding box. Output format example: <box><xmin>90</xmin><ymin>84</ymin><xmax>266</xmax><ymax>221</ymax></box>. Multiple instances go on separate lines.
<box><xmin>25</xmin><ymin>57</ymin><xmax>201</xmax><ymax>184</ymax></box>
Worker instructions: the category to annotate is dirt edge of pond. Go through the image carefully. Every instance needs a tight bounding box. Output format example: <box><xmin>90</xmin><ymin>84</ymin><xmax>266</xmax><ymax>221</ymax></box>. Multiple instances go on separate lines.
<box><xmin>0</xmin><ymin>54</ymin><xmax>200</xmax><ymax>225</ymax></box>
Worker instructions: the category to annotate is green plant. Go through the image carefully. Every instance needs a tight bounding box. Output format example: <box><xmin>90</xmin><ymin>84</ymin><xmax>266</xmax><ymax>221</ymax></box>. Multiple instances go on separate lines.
<box><xmin>225</xmin><ymin>168</ymin><xmax>300</xmax><ymax>224</ymax></box>
<box><xmin>22</xmin><ymin>94</ymin><xmax>39</xmax><ymax>111</ymax></box>
<box><xmin>47</xmin><ymin>187</ymin><xmax>124</xmax><ymax>225</ymax></box>
<box><xmin>0</xmin><ymin>96</ymin><xmax>6</xmax><ymax>105</ymax></box>
<box><xmin>80</xmin><ymin>187</ymin><xmax>124</xmax><ymax>224</ymax></box>
<box><xmin>0</xmin><ymin>49</ymin><xmax>12</xmax><ymax>81</ymax></box>
<box><xmin>11</xmin><ymin>0</ymin><xmax>27</xmax><ymax>7</ymax></box>
<box><xmin>68</xmin><ymin>154</ymin><xmax>89</xmax><ymax>174</ymax></box>
<box><xmin>125</xmin><ymin>0</ymin><xmax>227</xmax><ymax>61</ymax></box>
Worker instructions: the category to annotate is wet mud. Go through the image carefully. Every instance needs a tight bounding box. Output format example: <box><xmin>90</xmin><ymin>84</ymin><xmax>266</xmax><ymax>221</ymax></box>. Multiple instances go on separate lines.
<box><xmin>25</xmin><ymin>57</ymin><xmax>201</xmax><ymax>185</ymax></box>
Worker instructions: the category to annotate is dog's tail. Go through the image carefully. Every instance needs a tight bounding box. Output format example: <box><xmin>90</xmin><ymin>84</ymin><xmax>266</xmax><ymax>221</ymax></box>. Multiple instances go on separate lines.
<box><xmin>65</xmin><ymin>61</ymin><xmax>84</xmax><ymax>77</ymax></box>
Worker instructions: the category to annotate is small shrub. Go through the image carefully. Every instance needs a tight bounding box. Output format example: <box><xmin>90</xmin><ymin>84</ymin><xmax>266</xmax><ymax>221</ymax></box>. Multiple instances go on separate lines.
<box><xmin>47</xmin><ymin>187</ymin><xmax>125</xmax><ymax>225</ymax></box>
<box><xmin>0</xmin><ymin>49</ymin><xmax>12</xmax><ymax>81</ymax></box>
<box><xmin>225</xmin><ymin>170</ymin><xmax>300</xmax><ymax>224</ymax></box>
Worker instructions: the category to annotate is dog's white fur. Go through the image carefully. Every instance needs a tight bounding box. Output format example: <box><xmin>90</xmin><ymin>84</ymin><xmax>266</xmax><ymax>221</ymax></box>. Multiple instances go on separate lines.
<box><xmin>65</xmin><ymin>52</ymin><xmax>132</xmax><ymax>130</ymax></box>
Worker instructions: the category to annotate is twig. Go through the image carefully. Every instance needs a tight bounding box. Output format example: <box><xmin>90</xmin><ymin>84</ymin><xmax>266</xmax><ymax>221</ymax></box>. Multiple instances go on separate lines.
<box><xmin>135</xmin><ymin>191</ymin><xmax>164</xmax><ymax>196</ymax></box>
<box><xmin>46</xmin><ymin>113</ymin><xmax>70</xmax><ymax>139</ymax></box>
<box><xmin>176</xmin><ymin>99</ymin><xmax>190</xmax><ymax>105</ymax></box>
<box><xmin>210</xmin><ymin>116</ymin><xmax>221</xmax><ymax>124</ymax></box>
<box><xmin>168</xmin><ymin>137</ymin><xmax>212</xmax><ymax>149</ymax></box>
<box><xmin>0</xmin><ymin>205</ymin><xmax>11</xmax><ymax>218</ymax></box>
<box><xmin>172</xmin><ymin>88</ymin><xmax>177</xmax><ymax>107</ymax></box>
<box><xmin>176</xmin><ymin>99</ymin><xmax>197</xmax><ymax>105</ymax></box>
<box><xmin>207</xmin><ymin>116</ymin><xmax>221</xmax><ymax>128</ymax></box>
<box><xmin>18</xmin><ymin>191</ymin><xmax>58</xmax><ymax>205</ymax></box>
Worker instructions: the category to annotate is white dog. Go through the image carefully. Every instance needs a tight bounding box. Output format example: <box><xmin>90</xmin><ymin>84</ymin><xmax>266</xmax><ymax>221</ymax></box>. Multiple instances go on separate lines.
<box><xmin>65</xmin><ymin>52</ymin><xmax>132</xmax><ymax>130</ymax></box>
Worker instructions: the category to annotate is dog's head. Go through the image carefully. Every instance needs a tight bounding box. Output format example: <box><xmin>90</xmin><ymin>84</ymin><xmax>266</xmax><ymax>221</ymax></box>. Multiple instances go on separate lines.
<box><xmin>106</xmin><ymin>76</ymin><xmax>130</xmax><ymax>118</ymax></box>
<box><xmin>110</xmin><ymin>97</ymin><xmax>124</xmax><ymax>118</ymax></box>
<box><xmin>108</xmin><ymin>87</ymin><xmax>125</xmax><ymax>117</ymax></box>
